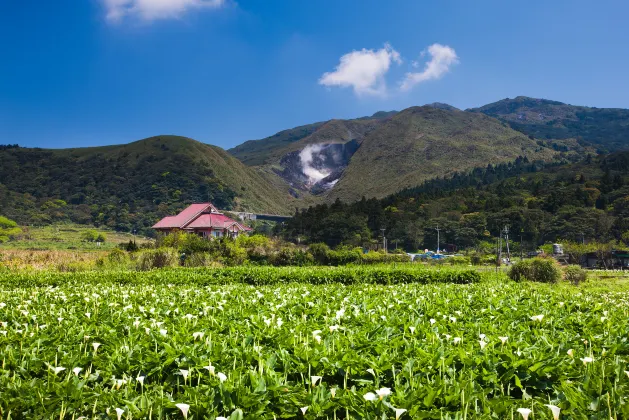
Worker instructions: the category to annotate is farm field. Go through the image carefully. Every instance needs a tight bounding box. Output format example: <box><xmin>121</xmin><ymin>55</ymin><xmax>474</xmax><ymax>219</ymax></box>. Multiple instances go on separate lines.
<box><xmin>0</xmin><ymin>270</ymin><xmax>628</xmax><ymax>419</ymax></box>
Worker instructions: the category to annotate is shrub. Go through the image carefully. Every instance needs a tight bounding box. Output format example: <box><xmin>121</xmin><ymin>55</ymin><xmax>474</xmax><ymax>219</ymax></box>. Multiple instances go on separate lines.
<box><xmin>564</xmin><ymin>265</ymin><xmax>588</xmax><ymax>285</ymax></box>
<box><xmin>183</xmin><ymin>253</ymin><xmax>222</xmax><ymax>268</ymax></box>
<box><xmin>508</xmin><ymin>257</ymin><xmax>562</xmax><ymax>283</ymax></box>
<box><xmin>136</xmin><ymin>249</ymin><xmax>179</xmax><ymax>271</ymax></box>
<box><xmin>269</xmin><ymin>248</ymin><xmax>314</xmax><ymax>266</ymax></box>
<box><xmin>308</xmin><ymin>243</ymin><xmax>331</xmax><ymax>265</ymax></box>
<box><xmin>107</xmin><ymin>248</ymin><xmax>129</xmax><ymax>266</ymax></box>
<box><xmin>470</xmin><ymin>254</ymin><xmax>482</xmax><ymax>266</ymax></box>
<box><xmin>446</xmin><ymin>256</ymin><xmax>471</xmax><ymax>266</ymax></box>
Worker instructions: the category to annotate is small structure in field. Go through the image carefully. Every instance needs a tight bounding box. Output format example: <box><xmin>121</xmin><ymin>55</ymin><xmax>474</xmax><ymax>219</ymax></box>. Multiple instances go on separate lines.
<box><xmin>152</xmin><ymin>203</ymin><xmax>252</xmax><ymax>239</ymax></box>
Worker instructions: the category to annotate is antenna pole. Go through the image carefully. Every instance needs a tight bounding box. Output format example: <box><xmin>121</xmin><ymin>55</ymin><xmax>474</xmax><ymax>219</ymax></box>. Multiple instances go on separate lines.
<box><xmin>435</xmin><ymin>225</ymin><xmax>441</xmax><ymax>254</ymax></box>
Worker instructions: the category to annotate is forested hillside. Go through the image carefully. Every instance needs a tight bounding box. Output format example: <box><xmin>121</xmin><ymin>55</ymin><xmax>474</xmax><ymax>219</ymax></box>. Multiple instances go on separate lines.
<box><xmin>278</xmin><ymin>152</ymin><xmax>629</xmax><ymax>251</ymax></box>
<box><xmin>470</xmin><ymin>96</ymin><xmax>629</xmax><ymax>152</ymax></box>
<box><xmin>0</xmin><ymin>136</ymin><xmax>293</xmax><ymax>234</ymax></box>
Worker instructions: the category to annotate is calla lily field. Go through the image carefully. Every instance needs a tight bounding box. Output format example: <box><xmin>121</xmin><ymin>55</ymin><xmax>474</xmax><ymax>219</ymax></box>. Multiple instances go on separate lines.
<box><xmin>0</xmin><ymin>268</ymin><xmax>628</xmax><ymax>418</ymax></box>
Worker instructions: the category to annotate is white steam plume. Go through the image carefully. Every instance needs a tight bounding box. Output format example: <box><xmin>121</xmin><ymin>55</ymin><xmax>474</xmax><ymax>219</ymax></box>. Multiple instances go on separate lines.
<box><xmin>299</xmin><ymin>144</ymin><xmax>330</xmax><ymax>184</ymax></box>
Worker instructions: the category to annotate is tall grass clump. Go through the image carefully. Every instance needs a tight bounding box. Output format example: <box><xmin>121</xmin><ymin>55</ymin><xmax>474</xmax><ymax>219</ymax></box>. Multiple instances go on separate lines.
<box><xmin>136</xmin><ymin>248</ymin><xmax>179</xmax><ymax>270</ymax></box>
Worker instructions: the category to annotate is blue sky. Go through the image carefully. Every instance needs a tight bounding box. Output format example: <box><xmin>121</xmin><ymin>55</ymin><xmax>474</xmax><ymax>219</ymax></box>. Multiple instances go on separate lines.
<box><xmin>1</xmin><ymin>0</ymin><xmax>628</xmax><ymax>149</ymax></box>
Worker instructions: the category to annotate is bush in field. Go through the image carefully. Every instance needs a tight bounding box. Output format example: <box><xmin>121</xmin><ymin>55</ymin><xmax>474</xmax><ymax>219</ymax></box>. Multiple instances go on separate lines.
<box><xmin>107</xmin><ymin>248</ymin><xmax>129</xmax><ymax>266</ymax></box>
<box><xmin>136</xmin><ymin>248</ymin><xmax>179</xmax><ymax>271</ymax></box>
<box><xmin>216</xmin><ymin>240</ymin><xmax>247</xmax><ymax>266</ymax></box>
<box><xmin>237</xmin><ymin>234</ymin><xmax>270</xmax><ymax>249</ymax></box>
<box><xmin>80</xmin><ymin>229</ymin><xmax>106</xmax><ymax>243</ymax></box>
<box><xmin>446</xmin><ymin>256</ymin><xmax>471</xmax><ymax>266</ymax></box>
<box><xmin>0</xmin><ymin>216</ymin><xmax>22</xmax><ymax>243</ymax></box>
<box><xmin>269</xmin><ymin>248</ymin><xmax>314</xmax><ymax>266</ymax></box>
<box><xmin>309</xmin><ymin>243</ymin><xmax>331</xmax><ymax>265</ymax></box>
<box><xmin>470</xmin><ymin>253</ymin><xmax>482</xmax><ymax>266</ymax></box>
<box><xmin>564</xmin><ymin>264</ymin><xmax>588</xmax><ymax>285</ymax></box>
<box><xmin>509</xmin><ymin>257</ymin><xmax>562</xmax><ymax>283</ymax></box>
<box><xmin>183</xmin><ymin>253</ymin><xmax>222</xmax><ymax>268</ymax></box>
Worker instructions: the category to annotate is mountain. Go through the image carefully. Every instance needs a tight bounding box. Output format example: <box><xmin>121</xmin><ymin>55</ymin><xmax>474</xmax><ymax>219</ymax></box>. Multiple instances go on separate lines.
<box><xmin>228</xmin><ymin>116</ymin><xmax>389</xmax><ymax>199</ymax></box>
<box><xmin>425</xmin><ymin>102</ymin><xmax>459</xmax><ymax>111</ymax></box>
<box><xmin>228</xmin><ymin>115</ymin><xmax>387</xmax><ymax>167</ymax></box>
<box><xmin>326</xmin><ymin>106</ymin><xmax>565</xmax><ymax>202</ymax></box>
<box><xmin>0</xmin><ymin>136</ymin><xmax>294</xmax><ymax>233</ymax></box>
<box><xmin>229</xmin><ymin>105</ymin><xmax>584</xmax><ymax>203</ymax></box>
<box><xmin>469</xmin><ymin>96</ymin><xmax>629</xmax><ymax>152</ymax></box>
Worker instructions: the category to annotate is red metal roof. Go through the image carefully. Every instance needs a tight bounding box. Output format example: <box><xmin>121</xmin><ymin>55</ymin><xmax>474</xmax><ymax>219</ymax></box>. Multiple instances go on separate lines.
<box><xmin>152</xmin><ymin>203</ymin><xmax>218</xmax><ymax>229</ymax></box>
<box><xmin>185</xmin><ymin>213</ymin><xmax>243</xmax><ymax>230</ymax></box>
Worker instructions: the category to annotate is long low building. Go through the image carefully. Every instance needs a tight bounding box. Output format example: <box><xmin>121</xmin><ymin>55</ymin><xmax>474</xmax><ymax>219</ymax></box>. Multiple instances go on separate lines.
<box><xmin>152</xmin><ymin>203</ymin><xmax>252</xmax><ymax>239</ymax></box>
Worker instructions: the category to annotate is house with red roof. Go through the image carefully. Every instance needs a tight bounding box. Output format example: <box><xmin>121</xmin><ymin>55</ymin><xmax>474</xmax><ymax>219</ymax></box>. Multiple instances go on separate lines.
<box><xmin>152</xmin><ymin>203</ymin><xmax>252</xmax><ymax>239</ymax></box>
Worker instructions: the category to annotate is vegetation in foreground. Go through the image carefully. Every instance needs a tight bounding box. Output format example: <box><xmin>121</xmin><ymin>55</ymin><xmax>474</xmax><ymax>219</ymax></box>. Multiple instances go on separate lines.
<box><xmin>0</xmin><ymin>271</ymin><xmax>627</xmax><ymax>418</ymax></box>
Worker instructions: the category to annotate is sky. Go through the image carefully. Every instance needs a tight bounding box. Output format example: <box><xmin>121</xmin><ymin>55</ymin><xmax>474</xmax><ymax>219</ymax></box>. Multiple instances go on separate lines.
<box><xmin>1</xmin><ymin>0</ymin><xmax>628</xmax><ymax>149</ymax></box>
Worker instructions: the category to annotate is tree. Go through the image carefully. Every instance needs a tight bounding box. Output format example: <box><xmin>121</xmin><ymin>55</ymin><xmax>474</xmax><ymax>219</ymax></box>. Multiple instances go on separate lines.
<box><xmin>0</xmin><ymin>216</ymin><xmax>21</xmax><ymax>243</ymax></box>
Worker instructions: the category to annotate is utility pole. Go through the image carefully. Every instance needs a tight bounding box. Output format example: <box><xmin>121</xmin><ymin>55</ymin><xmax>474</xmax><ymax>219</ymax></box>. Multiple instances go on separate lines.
<box><xmin>503</xmin><ymin>226</ymin><xmax>511</xmax><ymax>263</ymax></box>
<box><xmin>380</xmin><ymin>228</ymin><xmax>387</xmax><ymax>253</ymax></box>
<box><xmin>435</xmin><ymin>225</ymin><xmax>441</xmax><ymax>254</ymax></box>
<box><xmin>520</xmin><ymin>229</ymin><xmax>524</xmax><ymax>260</ymax></box>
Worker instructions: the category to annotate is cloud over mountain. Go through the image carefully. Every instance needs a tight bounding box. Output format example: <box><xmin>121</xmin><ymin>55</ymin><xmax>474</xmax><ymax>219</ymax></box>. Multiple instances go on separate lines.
<box><xmin>320</xmin><ymin>43</ymin><xmax>458</xmax><ymax>97</ymax></box>
<box><xmin>318</xmin><ymin>44</ymin><xmax>402</xmax><ymax>97</ymax></box>
<box><xmin>400</xmin><ymin>44</ymin><xmax>459</xmax><ymax>91</ymax></box>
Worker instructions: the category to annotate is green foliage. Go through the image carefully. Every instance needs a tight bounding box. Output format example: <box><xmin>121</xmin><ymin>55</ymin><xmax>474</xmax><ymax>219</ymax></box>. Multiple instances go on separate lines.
<box><xmin>107</xmin><ymin>248</ymin><xmax>129</xmax><ymax>266</ymax></box>
<box><xmin>80</xmin><ymin>230</ymin><xmax>100</xmax><ymax>243</ymax></box>
<box><xmin>564</xmin><ymin>265</ymin><xmax>588</xmax><ymax>285</ymax></box>
<box><xmin>308</xmin><ymin>243</ymin><xmax>331</xmax><ymax>264</ymax></box>
<box><xmin>268</xmin><ymin>248</ymin><xmax>314</xmax><ymax>267</ymax></box>
<box><xmin>509</xmin><ymin>257</ymin><xmax>563</xmax><ymax>283</ymax></box>
<box><xmin>136</xmin><ymin>248</ymin><xmax>179</xmax><ymax>271</ymax></box>
<box><xmin>0</xmin><ymin>271</ymin><xmax>626</xmax><ymax>417</ymax></box>
<box><xmin>0</xmin><ymin>215</ymin><xmax>21</xmax><ymax>243</ymax></box>
<box><xmin>0</xmin><ymin>265</ymin><xmax>480</xmax><ymax>287</ymax></box>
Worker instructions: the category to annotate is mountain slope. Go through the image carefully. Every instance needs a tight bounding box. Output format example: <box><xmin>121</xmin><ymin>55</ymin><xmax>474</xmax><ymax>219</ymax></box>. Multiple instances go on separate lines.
<box><xmin>279</xmin><ymin>151</ymin><xmax>629</xmax><ymax>251</ymax></box>
<box><xmin>229</xmin><ymin>116</ymin><xmax>389</xmax><ymax>199</ymax></box>
<box><xmin>0</xmin><ymin>136</ymin><xmax>293</xmax><ymax>233</ymax></box>
<box><xmin>326</xmin><ymin>106</ymin><xmax>561</xmax><ymax>202</ymax></box>
<box><xmin>469</xmin><ymin>96</ymin><xmax>629</xmax><ymax>152</ymax></box>
<box><xmin>228</xmin><ymin>116</ymin><xmax>385</xmax><ymax>167</ymax></box>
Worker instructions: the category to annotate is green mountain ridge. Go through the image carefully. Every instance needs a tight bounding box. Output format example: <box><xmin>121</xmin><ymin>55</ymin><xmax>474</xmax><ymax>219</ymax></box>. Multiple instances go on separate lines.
<box><xmin>469</xmin><ymin>96</ymin><xmax>629</xmax><ymax>152</ymax></box>
<box><xmin>325</xmin><ymin>106</ymin><xmax>564</xmax><ymax>202</ymax></box>
<box><xmin>0</xmin><ymin>136</ymin><xmax>294</xmax><ymax>233</ymax></box>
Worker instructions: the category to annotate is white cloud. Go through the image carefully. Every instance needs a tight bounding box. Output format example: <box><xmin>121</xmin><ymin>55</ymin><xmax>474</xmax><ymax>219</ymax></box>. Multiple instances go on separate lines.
<box><xmin>319</xmin><ymin>44</ymin><xmax>401</xmax><ymax>97</ymax></box>
<box><xmin>102</xmin><ymin>0</ymin><xmax>226</xmax><ymax>22</ymax></box>
<box><xmin>400</xmin><ymin>44</ymin><xmax>459</xmax><ymax>91</ymax></box>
